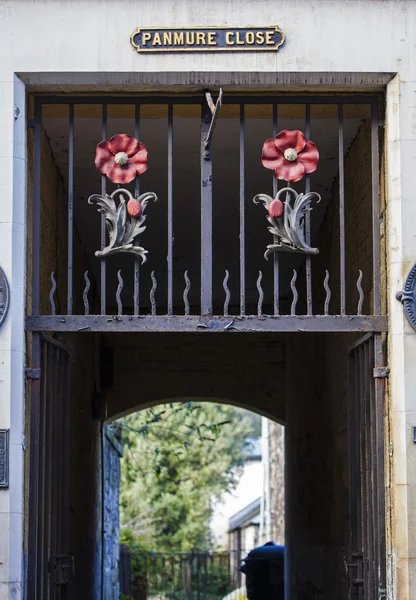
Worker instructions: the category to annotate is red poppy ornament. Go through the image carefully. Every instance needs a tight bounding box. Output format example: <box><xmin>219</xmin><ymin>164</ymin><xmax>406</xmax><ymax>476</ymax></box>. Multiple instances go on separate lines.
<box><xmin>262</xmin><ymin>130</ymin><xmax>319</xmax><ymax>182</ymax></box>
<box><xmin>95</xmin><ymin>133</ymin><xmax>148</xmax><ymax>184</ymax></box>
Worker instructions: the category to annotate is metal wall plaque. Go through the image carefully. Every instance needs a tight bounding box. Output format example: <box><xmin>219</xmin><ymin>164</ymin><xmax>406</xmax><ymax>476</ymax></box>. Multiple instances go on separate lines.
<box><xmin>0</xmin><ymin>430</ymin><xmax>9</xmax><ymax>489</ymax></box>
<box><xmin>0</xmin><ymin>267</ymin><xmax>9</xmax><ymax>327</ymax></box>
<box><xmin>396</xmin><ymin>263</ymin><xmax>416</xmax><ymax>330</ymax></box>
<box><xmin>130</xmin><ymin>26</ymin><xmax>285</xmax><ymax>53</ymax></box>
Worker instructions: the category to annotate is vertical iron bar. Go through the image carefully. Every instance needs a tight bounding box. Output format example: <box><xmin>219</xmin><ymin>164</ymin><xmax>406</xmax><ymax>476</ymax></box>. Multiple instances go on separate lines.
<box><xmin>371</xmin><ymin>100</ymin><xmax>381</xmax><ymax>315</ymax></box>
<box><xmin>374</xmin><ymin>334</ymin><xmax>387</xmax><ymax>597</ymax></box>
<box><xmin>168</xmin><ymin>104</ymin><xmax>174</xmax><ymax>315</ymax></box>
<box><xmin>101</xmin><ymin>104</ymin><xmax>107</xmax><ymax>315</ymax></box>
<box><xmin>134</xmin><ymin>103</ymin><xmax>141</xmax><ymax>315</ymax></box>
<box><xmin>347</xmin><ymin>350</ymin><xmax>358</xmax><ymax>599</ymax></box>
<box><xmin>272</xmin><ymin>104</ymin><xmax>279</xmax><ymax>315</ymax></box>
<box><xmin>369</xmin><ymin>337</ymin><xmax>378</xmax><ymax>600</ymax></box>
<box><xmin>67</xmin><ymin>104</ymin><xmax>74</xmax><ymax>315</ymax></box>
<box><xmin>354</xmin><ymin>343</ymin><xmax>364</xmax><ymax>600</ymax></box>
<box><xmin>339</xmin><ymin>105</ymin><xmax>346</xmax><ymax>315</ymax></box>
<box><xmin>62</xmin><ymin>347</ymin><xmax>71</xmax><ymax>556</ymax></box>
<box><xmin>55</xmin><ymin>350</ymin><xmax>64</xmax><ymax>570</ymax></box>
<box><xmin>239</xmin><ymin>104</ymin><xmax>245</xmax><ymax>315</ymax></box>
<box><xmin>197</xmin><ymin>554</ymin><xmax>201</xmax><ymax>600</ymax></box>
<box><xmin>36</xmin><ymin>340</ymin><xmax>47</xmax><ymax>599</ymax></box>
<box><xmin>359</xmin><ymin>345</ymin><xmax>369</xmax><ymax>598</ymax></box>
<box><xmin>27</xmin><ymin>334</ymin><xmax>41</xmax><ymax>600</ymax></box>
<box><xmin>50</xmin><ymin>348</ymin><xmax>59</xmax><ymax>591</ymax></box>
<box><xmin>41</xmin><ymin>343</ymin><xmax>53</xmax><ymax>597</ymax></box>
<box><xmin>32</xmin><ymin>101</ymin><xmax>42</xmax><ymax>315</ymax></box>
<box><xmin>305</xmin><ymin>104</ymin><xmax>313</xmax><ymax>315</ymax></box>
<box><xmin>201</xmin><ymin>103</ymin><xmax>212</xmax><ymax>315</ymax></box>
<box><xmin>363</xmin><ymin>341</ymin><xmax>373</xmax><ymax>600</ymax></box>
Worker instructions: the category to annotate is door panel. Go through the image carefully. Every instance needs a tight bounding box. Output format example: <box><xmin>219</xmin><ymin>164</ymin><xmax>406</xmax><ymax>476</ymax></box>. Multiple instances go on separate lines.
<box><xmin>27</xmin><ymin>334</ymin><xmax>72</xmax><ymax>600</ymax></box>
<box><xmin>348</xmin><ymin>334</ymin><xmax>387</xmax><ymax>600</ymax></box>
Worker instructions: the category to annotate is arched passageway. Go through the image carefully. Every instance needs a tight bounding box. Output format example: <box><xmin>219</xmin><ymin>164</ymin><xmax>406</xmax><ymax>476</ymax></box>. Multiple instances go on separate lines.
<box><xmin>104</xmin><ymin>332</ymin><xmax>286</xmax><ymax>423</ymax></box>
<box><xmin>44</xmin><ymin>328</ymin><xmax>377</xmax><ymax>600</ymax></box>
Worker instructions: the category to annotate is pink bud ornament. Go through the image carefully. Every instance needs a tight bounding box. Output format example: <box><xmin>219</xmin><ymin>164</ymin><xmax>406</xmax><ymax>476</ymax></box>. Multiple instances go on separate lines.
<box><xmin>268</xmin><ymin>199</ymin><xmax>284</xmax><ymax>219</ymax></box>
<box><xmin>127</xmin><ymin>198</ymin><xmax>142</xmax><ymax>218</ymax></box>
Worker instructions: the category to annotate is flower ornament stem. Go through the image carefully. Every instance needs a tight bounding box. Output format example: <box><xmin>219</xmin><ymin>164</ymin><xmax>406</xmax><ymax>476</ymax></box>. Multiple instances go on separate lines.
<box><xmin>254</xmin><ymin>187</ymin><xmax>321</xmax><ymax>258</ymax></box>
<box><xmin>88</xmin><ymin>188</ymin><xmax>157</xmax><ymax>263</ymax></box>
<box><xmin>255</xmin><ymin>130</ymin><xmax>322</xmax><ymax>258</ymax></box>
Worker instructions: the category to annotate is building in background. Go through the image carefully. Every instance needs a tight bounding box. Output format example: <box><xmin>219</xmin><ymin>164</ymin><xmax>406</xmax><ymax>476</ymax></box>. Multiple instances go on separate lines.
<box><xmin>211</xmin><ymin>438</ymin><xmax>263</xmax><ymax>550</ymax></box>
<box><xmin>211</xmin><ymin>420</ymin><xmax>285</xmax><ymax>552</ymax></box>
<box><xmin>259</xmin><ymin>418</ymin><xmax>285</xmax><ymax>546</ymax></box>
<box><xmin>2</xmin><ymin>3</ymin><xmax>416</xmax><ymax>599</ymax></box>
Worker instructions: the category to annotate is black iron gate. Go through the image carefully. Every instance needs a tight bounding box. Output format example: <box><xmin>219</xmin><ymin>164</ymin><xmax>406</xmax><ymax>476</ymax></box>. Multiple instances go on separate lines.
<box><xmin>347</xmin><ymin>334</ymin><xmax>387</xmax><ymax>600</ymax></box>
<box><xmin>27</xmin><ymin>334</ymin><xmax>73</xmax><ymax>600</ymax></box>
<box><xmin>26</xmin><ymin>92</ymin><xmax>387</xmax><ymax>331</ymax></box>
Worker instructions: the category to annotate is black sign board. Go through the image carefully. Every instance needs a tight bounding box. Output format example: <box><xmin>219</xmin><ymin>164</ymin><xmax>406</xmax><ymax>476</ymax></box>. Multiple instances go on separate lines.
<box><xmin>131</xmin><ymin>26</ymin><xmax>285</xmax><ymax>53</ymax></box>
<box><xmin>0</xmin><ymin>430</ymin><xmax>9</xmax><ymax>489</ymax></box>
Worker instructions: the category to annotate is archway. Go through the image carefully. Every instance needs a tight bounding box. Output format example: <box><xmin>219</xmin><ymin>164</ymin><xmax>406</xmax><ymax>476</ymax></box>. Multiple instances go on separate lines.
<box><xmin>105</xmin><ymin>398</ymin><xmax>285</xmax><ymax>599</ymax></box>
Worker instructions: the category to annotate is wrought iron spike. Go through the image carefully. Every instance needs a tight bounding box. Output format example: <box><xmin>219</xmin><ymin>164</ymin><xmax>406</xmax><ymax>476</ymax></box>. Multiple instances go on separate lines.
<box><xmin>223</xmin><ymin>270</ymin><xmax>230</xmax><ymax>317</ymax></box>
<box><xmin>49</xmin><ymin>272</ymin><xmax>57</xmax><ymax>316</ymax></box>
<box><xmin>116</xmin><ymin>270</ymin><xmax>124</xmax><ymax>316</ymax></box>
<box><xmin>83</xmin><ymin>271</ymin><xmax>90</xmax><ymax>316</ymax></box>
<box><xmin>290</xmin><ymin>270</ymin><xmax>298</xmax><ymax>316</ymax></box>
<box><xmin>324</xmin><ymin>270</ymin><xmax>331</xmax><ymax>316</ymax></box>
<box><xmin>150</xmin><ymin>271</ymin><xmax>157</xmax><ymax>316</ymax></box>
<box><xmin>183</xmin><ymin>271</ymin><xmax>191</xmax><ymax>316</ymax></box>
<box><xmin>357</xmin><ymin>270</ymin><xmax>364</xmax><ymax>315</ymax></box>
<box><xmin>256</xmin><ymin>271</ymin><xmax>264</xmax><ymax>317</ymax></box>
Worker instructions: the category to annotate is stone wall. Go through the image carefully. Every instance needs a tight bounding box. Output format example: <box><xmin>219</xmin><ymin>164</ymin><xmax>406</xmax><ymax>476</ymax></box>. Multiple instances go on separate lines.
<box><xmin>103</xmin><ymin>425</ymin><xmax>123</xmax><ymax>600</ymax></box>
<box><xmin>284</xmin><ymin>119</ymin><xmax>387</xmax><ymax>598</ymax></box>
<box><xmin>268</xmin><ymin>421</ymin><xmax>285</xmax><ymax>546</ymax></box>
<box><xmin>105</xmin><ymin>333</ymin><xmax>286</xmax><ymax>423</ymax></box>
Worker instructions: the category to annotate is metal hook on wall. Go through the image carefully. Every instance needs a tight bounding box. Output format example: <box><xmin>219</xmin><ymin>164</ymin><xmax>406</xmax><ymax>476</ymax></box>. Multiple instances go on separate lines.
<box><xmin>203</xmin><ymin>88</ymin><xmax>223</xmax><ymax>159</ymax></box>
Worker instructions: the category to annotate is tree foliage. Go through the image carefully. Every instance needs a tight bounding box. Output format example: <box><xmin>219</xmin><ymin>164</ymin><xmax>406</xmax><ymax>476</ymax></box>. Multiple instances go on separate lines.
<box><xmin>119</xmin><ymin>402</ymin><xmax>259</xmax><ymax>552</ymax></box>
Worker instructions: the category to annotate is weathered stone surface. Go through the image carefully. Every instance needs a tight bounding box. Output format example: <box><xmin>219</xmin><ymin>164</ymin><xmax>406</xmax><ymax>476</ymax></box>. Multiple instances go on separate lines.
<box><xmin>103</xmin><ymin>426</ymin><xmax>123</xmax><ymax>600</ymax></box>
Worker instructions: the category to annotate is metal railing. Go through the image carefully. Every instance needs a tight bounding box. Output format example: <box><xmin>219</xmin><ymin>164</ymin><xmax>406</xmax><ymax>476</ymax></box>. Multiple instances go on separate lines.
<box><xmin>120</xmin><ymin>549</ymin><xmax>247</xmax><ymax>600</ymax></box>
<box><xmin>26</xmin><ymin>93</ymin><xmax>387</xmax><ymax>333</ymax></box>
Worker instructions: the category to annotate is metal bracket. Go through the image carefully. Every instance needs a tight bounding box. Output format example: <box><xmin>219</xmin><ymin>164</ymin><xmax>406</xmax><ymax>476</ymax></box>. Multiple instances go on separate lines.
<box><xmin>25</xmin><ymin>368</ymin><xmax>41</xmax><ymax>380</ymax></box>
<box><xmin>203</xmin><ymin>88</ymin><xmax>223</xmax><ymax>159</ymax></box>
<box><xmin>51</xmin><ymin>554</ymin><xmax>75</xmax><ymax>585</ymax></box>
<box><xmin>373</xmin><ymin>367</ymin><xmax>390</xmax><ymax>379</ymax></box>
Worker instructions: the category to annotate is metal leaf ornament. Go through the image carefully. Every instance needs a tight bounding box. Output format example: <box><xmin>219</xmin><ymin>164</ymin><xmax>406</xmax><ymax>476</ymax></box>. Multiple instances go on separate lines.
<box><xmin>89</xmin><ymin>134</ymin><xmax>157</xmax><ymax>262</ymax></box>
<box><xmin>88</xmin><ymin>188</ymin><xmax>157</xmax><ymax>262</ymax></box>
<box><xmin>254</xmin><ymin>188</ymin><xmax>321</xmax><ymax>259</ymax></box>
<box><xmin>254</xmin><ymin>130</ymin><xmax>321</xmax><ymax>257</ymax></box>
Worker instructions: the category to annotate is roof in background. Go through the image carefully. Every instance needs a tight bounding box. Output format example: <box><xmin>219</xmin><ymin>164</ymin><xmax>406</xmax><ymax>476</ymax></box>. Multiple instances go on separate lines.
<box><xmin>229</xmin><ymin>497</ymin><xmax>261</xmax><ymax>531</ymax></box>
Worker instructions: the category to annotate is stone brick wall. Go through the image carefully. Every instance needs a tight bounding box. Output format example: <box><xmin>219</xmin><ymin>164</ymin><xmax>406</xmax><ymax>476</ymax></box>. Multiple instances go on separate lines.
<box><xmin>103</xmin><ymin>425</ymin><xmax>123</xmax><ymax>600</ymax></box>
<box><xmin>310</xmin><ymin>120</ymin><xmax>375</xmax><ymax>316</ymax></box>
<box><xmin>284</xmin><ymin>119</ymin><xmax>387</xmax><ymax>599</ymax></box>
<box><xmin>105</xmin><ymin>333</ymin><xmax>286</xmax><ymax>424</ymax></box>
